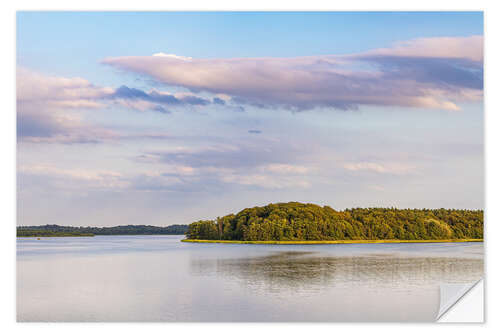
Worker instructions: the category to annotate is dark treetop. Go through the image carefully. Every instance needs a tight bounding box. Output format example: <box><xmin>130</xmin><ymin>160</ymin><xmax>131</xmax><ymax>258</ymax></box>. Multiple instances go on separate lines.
<box><xmin>186</xmin><ymin>202</ymin><xmax>483</xmax><ymax>241</ymax></box>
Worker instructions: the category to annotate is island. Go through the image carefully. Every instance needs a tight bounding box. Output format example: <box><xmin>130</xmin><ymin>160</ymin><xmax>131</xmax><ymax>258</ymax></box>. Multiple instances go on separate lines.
<box><xmin>17</xmin><ymin>224</ymin><xmax>189</xmax><ymax>237</ymax></box>
<box><xmin>182</xmin><ymin>202</ymin><xmax>483</xmax><ymax>244</ymax></box>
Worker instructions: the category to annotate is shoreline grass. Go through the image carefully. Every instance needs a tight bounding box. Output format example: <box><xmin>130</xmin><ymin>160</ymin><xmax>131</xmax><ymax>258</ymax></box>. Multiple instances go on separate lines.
<box><xmin>181</xmin><ymin>238</ymin><xmax>483</xmax><ymax>245</ymax></box>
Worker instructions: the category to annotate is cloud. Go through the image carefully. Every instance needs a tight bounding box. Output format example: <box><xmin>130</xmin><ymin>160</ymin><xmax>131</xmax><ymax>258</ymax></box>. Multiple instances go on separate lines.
<box><xmin>129</xmin><ymin>141</ymin><xmax>317</xmax><ymax>190</ymax></box>
<box><xmin>18</xmin><ymin>163</ymin><xmax>201</xmax><ymax>193</ymax></box>
<box><xmin>16</xmin><ymin>68</ymin><xmax>119</xmax><ymax>143</ymax></box>
<box><xmin>248</xmin><ymin>129</ymin><xmax>262</xmax><ymax>134</ymax></box>
<box><xmin>363</xmin><ymin>35</ymin><xmax>483</xmax><ymax>62</ymax></box>
<box><xmin>343</xmin><ymin>161</ymin><xmax>416</xmax><ymax>175</ymax></box>
<box><xmin>16</xmin><ymin>68</ymin><xmax>219</xmax><ymax>143</ymax></box>
<box><xmin>102</xmin><ymin>35</ymin><xmax>483</xmax><ymax>111</ymax></box>
<box><xmin>260</xmin><ymin>163</ymin><xmax>309</xmax><ymax>174</ymax></box>
<box><xmin>213</xmin><ymin>97</ymin><xmax>226</xmax><ymax>105</ymax></box>
<box><xmin>19</xmin><ymin>164</ymin><xmax>129</xmax><ymax>190</ymax></box>
<box><xmin>218</xmin><ymin>163</ymin><xmax>311</xmax><ymax>189</ymax></box>
<box><xmin>140</xmin><ymin>142</ymin><xmax>303</xmax><ymax>169</ymax></box>
<box><xmin>152</xmin><ymin>53</ymin><xmax>193</xmax><ymax>61</ymax></box>
<box><xmin>18</xmin><ymin>159</ymin><xmax>311</xmax><ymax>193</ymax></box>
<box><xmin>109</xmin><ymin>85</ymin><xmax>211</xmax><ymax>108</ymax></box>
<box><xmin>107</xmin><ymin>85</ymin><xmax>211</xmax><ymax>113</ymax></box>
<box><xmin>219</xmin><ymin>173</ymin><xmax>310</xmax><ymax>189</ymax></box>
<box><xmin>218</xmin><ymin>163</ymin><xmax>312</xmax><ymax>189</ymax></box>
<box><xmin>151</xmin><ymin>105</ymin><xmax>171</xmax><ymax>114</ymax></box>
<box><xmin>17</xmin><ymin>67</ymin><xmax>113</xmax><ymax>107</ymax></box>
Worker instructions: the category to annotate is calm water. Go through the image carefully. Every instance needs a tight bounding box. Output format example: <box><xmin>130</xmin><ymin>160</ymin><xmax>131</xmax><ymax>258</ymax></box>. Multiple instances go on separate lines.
<box><xmin>17</xmin><ymin>235</ymin><xmax>483</xmax><ymax>322</ymax></box>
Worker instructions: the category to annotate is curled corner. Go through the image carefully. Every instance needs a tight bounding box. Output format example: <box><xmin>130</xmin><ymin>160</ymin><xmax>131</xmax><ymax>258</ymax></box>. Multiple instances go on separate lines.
<box><xmin>437</xmin><ymin>278</ymin><xmax>484</xmax><ymax>322</ymax></box>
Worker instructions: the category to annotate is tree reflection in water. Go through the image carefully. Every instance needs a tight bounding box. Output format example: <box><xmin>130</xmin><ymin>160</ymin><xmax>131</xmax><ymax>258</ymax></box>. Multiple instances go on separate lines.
<box><xmin>190</xmin><ymin>251</ymin><xmax>483</xmax><ymax>295</ymax></box>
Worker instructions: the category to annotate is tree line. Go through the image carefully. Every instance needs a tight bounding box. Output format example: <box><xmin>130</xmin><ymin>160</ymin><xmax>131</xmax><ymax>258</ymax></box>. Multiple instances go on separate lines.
<box><xmin>186</xmin><ymin>202</ymin><xmax>483</xmax><ymax>241</ymax></box>
<box><xmin>17</xmin><ymin>229</ymin><xmax>94</xmax><ymax>237</ymax></box>
<box><xmin>17</xmin><ymin>224</ymin><xmax>188</xmax><ymax>237</ymax></box>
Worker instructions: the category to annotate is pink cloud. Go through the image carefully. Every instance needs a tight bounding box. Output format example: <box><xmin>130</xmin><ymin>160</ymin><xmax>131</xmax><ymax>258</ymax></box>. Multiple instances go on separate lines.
<box><xmin>102</xmin><ymin>36</ymin><xmax>483</xmax><ymax>111</ymax></box>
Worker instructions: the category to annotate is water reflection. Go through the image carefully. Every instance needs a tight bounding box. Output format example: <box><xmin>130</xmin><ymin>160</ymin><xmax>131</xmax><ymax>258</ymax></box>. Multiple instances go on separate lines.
<box><xmin>17</xmin><ymin>237</ymin><xmax>484</xmax><ymax>322</ymax></box>
<box><xmin>190</xmin><ymin>251</ymin><xmax>483</xmax><ymax>294</ymax></box>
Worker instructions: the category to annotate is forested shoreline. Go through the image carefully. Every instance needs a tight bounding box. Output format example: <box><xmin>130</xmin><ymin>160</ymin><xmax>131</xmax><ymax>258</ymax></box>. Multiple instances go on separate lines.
<box><xmin>17</xmin><ymin>224</ymin><xmax>188</xmax><ymax>237</ymax></box>
<box><xmin>186</xmin><ymin>202</ymin><xmax>483</xmax><ymax>241</ymax></box>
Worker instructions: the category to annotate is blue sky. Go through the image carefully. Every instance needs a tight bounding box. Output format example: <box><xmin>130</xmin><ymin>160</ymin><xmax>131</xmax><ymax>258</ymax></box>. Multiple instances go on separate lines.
<box><xmin>16</xmin><ymin>12</ymin><xmax>483</xmax><ymax>226</ymax></box>
<box><xmin>17</xmin><ymin>12</ymin><xmax>483</xmax><ymax>83</ymax></box>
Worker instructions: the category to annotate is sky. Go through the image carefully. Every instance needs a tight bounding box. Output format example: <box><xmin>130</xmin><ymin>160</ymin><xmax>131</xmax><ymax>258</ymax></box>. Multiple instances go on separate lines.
<box><xmin>16</xmin><ymin>12</ymin><xmax>484</xmax><ymax>227</ymax></box>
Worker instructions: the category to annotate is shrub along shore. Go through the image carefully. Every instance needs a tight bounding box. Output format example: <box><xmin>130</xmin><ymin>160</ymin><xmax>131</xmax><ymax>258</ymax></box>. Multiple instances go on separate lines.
<box><xmin>182</xmin><ymin>238</ymin><xmax>483</xmax><ymax>245</ymax></box>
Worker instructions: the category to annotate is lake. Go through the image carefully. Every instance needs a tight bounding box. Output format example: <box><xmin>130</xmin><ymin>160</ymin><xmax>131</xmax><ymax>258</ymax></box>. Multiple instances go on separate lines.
<box><xmin>17</xmin><ymin>235</ymin><xmax>483</xmax><ymax>322</ymax></box>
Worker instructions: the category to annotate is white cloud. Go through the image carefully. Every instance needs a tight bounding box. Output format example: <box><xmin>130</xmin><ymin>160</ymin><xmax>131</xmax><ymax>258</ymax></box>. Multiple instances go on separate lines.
<box><xmin>343</xmin><ymin>162</ymin><xmax>416</xmax><ymax>175</ymax></box>
<box><xmin>260</xmin><ymin>163</ymin><xmax>310</xmax><ymax>174</ymax></box>
<box><xmin>19</xmin><ymin>164</ymin><xmax>129</xmax><ymax>189</ymax></box>
<box><xmin>152</xmin><ymin>53</ymin><xmax>193</xmax><ymax>61</ymax></box>
<box><xmin>220</xmin><ymin>173</ymin><xmax>310</xmax><ymax>189</ymax></box>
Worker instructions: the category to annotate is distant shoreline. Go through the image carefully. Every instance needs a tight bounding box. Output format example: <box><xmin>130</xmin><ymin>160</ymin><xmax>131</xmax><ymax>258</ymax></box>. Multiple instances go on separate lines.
<box><xmin>17</xmin><ymin>234</ymin><xmax>94</xmax><ymax>238</ymax></box>
<box><xmin>181</xmin><ymin>239</ymin><xmax>483</xmax><ymax>245</ymax></box>
<box><xmin>16</xmin><ymin>234</ymin><xmax>182</xmax><ymax>238</ymax></box>
<box><xmin>16</xmin><ymin>224</ymin><xmax>189</xmax><ymax>238</ymax></box>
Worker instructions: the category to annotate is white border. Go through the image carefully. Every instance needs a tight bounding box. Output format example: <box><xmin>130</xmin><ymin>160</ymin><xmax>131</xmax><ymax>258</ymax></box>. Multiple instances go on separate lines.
<box><xmin>2</xmin><ymin>1</ymin><xmax>499</xmax><ymax>332</ymax></box>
